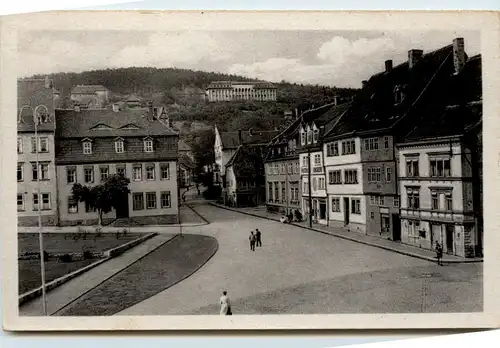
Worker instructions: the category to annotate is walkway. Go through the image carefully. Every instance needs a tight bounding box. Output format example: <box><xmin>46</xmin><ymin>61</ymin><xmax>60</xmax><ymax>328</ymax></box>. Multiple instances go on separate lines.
<box><xmin>19</xmin><ymin>233</ymin><xmax>176</xmax><ymax>316</ymax></box>
<box><xmin>208</xmin><ymin>203</ymin><xmax>482</xmax><ymax>264</ymax></box>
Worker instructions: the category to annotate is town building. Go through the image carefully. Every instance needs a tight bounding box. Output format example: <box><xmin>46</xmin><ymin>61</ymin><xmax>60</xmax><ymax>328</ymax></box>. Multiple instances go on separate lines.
<box><xmin>224</xmin><ymin>145</ymin><xmax>266</xmax><ymax>207</ymax></box>
<box><xmin>206</xmin><ymin>81</ymin><xmax>277</xmax><ymax>102</ymax></box>
<box><xmin>264</xmin><ymin>117</ymin><xmax>302</xmax><ymax>216</ymax></box>
<box><xmin>397</xmin><ymin>54</ymin><xmax>482</xmax><ymax>258</ymax></box>
<box><xmin>17</xmin><ymin>77</ymin><xmax>58</xmax><ymax>226</ymax></box>
<box><xmin>214</xmin><ymin>127</ymin><xmax>279</xmax><ymax>205</ymax></box>
<box><xmin>70</xmin><ymin>85</ymin><xmax>112</xmax><ymax>109</ymax></box>
<box><xmin>54</xmin><ymin>105</ymin><xmax>180</xmax><ymax>226</ymax></box>
<box><xmin>178</xmin><ymin>154</ymin><xmax>196</xmax><ymax>188</ymax></box>
<box><xmin>297</xmin><ymin>102</ymin><xmax>350</xmax><ymax>225</ymax></box>
<box><xmin>322</xmin><ymin>38</ymin><xmax>482</xmax><ymax>251</ymax></box>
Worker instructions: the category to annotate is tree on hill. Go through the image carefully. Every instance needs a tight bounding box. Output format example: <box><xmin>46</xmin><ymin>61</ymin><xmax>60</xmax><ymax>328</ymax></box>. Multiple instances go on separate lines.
<box><xmin>71</xmin><ymin>174</ymin><xmax>131</xmax><ymax>226</ymax></box>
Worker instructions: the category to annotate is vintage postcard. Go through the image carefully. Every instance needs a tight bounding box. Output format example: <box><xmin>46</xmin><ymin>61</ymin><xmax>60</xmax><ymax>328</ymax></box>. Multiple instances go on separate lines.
<box><xmin>1</xmin><ymin>11</ymin><xmax>499</xmax><ymax>331</ymax></box>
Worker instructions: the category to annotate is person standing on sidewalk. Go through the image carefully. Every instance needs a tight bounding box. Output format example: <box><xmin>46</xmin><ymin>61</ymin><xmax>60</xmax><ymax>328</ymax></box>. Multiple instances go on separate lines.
<box><xmin>255</xmin><ymin>229</ymin><xmax>262</xmax><ymax>247</ymax></box>
<box><xmin>249</xmin><ymin>231</ymin><xmax>256</xmax><ymax>251</ymax></box>
<box><xmin>435</xmin><ymin>241</ymin><xmax>443</xmax><ymax>266</ymax></box>
<box><xmin>220</xmin><ymin>291</ymin><xmax>232</xmax><ymax>315</ymax></box>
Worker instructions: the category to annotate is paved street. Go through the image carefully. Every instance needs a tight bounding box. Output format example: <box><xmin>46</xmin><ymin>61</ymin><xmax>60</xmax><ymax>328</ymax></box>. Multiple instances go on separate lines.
<box><xmin>117</xmin><ymin>202</ymin><xmax>482</xmax><ymax>315</ymax></box>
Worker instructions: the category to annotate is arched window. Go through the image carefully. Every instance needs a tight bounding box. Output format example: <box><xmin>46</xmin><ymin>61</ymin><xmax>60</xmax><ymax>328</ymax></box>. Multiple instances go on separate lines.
<box><xmin>312</xmin><ymin>124</ymin><xmax>319</xmax><ymax>143</ymax></box>
<box><xmin>35</xmin><ymin>105</ymin><xmax>50</xmax><ymax>124</ymax></box>
<box><xmin>300</xmin><ymin>127</ymin><xmax>306</xmax><ymax>145</ymax></box>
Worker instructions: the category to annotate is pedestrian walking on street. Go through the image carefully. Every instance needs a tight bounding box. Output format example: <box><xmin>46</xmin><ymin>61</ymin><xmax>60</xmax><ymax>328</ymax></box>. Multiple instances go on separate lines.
<box><xmin>220</xmin><ymin>291</ymin><xmax>232</xmax><ymax>315</ymax></box>
<box><xmin>249</xmin><ymin>231</ymin><xmax>256</xmax><ymax>251</ymax></box>
<box><xmin>255</xmin><ymin>228</ymin><xmax>262</xmax><ymax>247</ymax></box>
<box><xmin>435</xmin><ymin>241</ymin><xmax>443</xmax><ymax>266</ymax></box>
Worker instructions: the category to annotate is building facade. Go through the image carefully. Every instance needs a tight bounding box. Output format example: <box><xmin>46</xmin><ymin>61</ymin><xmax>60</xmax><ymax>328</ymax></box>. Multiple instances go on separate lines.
<box><xmin>17</xmin><ymin>78</ymin><xmax>58</xmax><ymax>226</ymax></box>
<box><xmin>397</xmin><ymin>136</ymin><xmax>478</xmax><ymax>257</ymax></box>
<box><xmin>55</xmin><ymin>106</ymin><xmax>179</xmax><ymax>226</ymax></box>
<box><xmin>206</xmin><ymin>81</ymin><xmax>277</xmax><ymax>102</ymax></box>
<box><xmin>264</xmin><ymin>119</ymin><xmax>302</xmax><ymax>215</ymax></box>
<box><xmin>70</xmin><ymin>85</ymin><xmax>112</xmax><ymax>109</ymax></box>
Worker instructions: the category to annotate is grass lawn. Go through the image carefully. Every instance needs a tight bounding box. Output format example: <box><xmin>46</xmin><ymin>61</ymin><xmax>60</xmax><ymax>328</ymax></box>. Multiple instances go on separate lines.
<box><xmin>19</xmin><ymin>259</ymin><xmax>97</xmax><ymax>294</ymax></box>
<box><xmin>18</xmin><ymin>232</ymin><xmax>145</xmax><ymax>294</ymax></box>
<box><xmin>18</xmin><ymin>233</ymin><xmax>143</xmax><ymax>255</ymax></box>
<box><xmin>57</xmin><ymin>234</ymin><xmax>218</xmax><ymax>316</ymax></box>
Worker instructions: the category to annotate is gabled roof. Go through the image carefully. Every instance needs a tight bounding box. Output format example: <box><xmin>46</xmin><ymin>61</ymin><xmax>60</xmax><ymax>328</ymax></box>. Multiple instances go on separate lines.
<box><xmin>226</xmin><ymin>145</ymin><xmax>264</xmax><ymax>178</ymax></box>
<box><xmin>326</xmin><ymin>44</ymin><xmax>457</xmax><ymax>139</ymax></box>
<box><xmin>402</xmin><ymin>55</ymin><xmax>482</xmax><ymax>142</ymax></box>
<box><xmin>220</xmin><ymin>129</ymin><xmax>280</xmax><ymax>149</ymax></box>
<box><xmin>55</xmin><ymin>109</ymin><xmax>178</xmax><ymax>138</ymax></box>
<box><xmin>126</xmin><ymin>94</ymin><xmax>143</xmax><ymax>102</ymax></box>
<box><xmin>17</xmin><ymin>78</ymin><xmax>55</xmax><ymax>132</ymax></box>
<box><xmin>179</xmin><ymin>154</ymin><xmax>196</xmax><ymax>169</ymax></box>
<box><xmin>71</xmin><ymin>85</ymin><xmax>109</xmax><ymax>94</ymax></box>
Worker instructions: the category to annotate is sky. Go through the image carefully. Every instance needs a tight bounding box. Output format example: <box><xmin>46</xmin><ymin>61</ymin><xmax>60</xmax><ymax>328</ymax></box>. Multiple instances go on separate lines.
<box><xmin>18</xmin><ymin>30</ymin><xmax>480</xmax><ymax>88</ymax></box>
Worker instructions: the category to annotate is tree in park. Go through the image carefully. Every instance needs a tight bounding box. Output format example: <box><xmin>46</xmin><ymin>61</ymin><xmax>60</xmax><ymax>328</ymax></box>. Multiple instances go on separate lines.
<box><xmin>71</xmin><ymin>174</ymin><xmax>131</xmax><ymax>226</ymax></box>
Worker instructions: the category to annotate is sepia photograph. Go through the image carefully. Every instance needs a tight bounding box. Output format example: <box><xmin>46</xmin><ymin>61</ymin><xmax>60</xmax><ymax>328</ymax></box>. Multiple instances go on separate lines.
<box><xmin>1</xmin><ymin>11</ymin><xmax>499</xmax><ymax>330</ymax></box>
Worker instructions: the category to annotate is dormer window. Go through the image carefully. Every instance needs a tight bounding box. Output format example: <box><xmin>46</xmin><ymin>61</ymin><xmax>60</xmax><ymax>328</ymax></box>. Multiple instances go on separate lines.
<box><xmin>313</xmin><ymin>124</ymin><xmax>319</xmax><ymax>143</ymax></box>
<box><xmin>115</xmin><ymin>137</ymin><xmax>124</xmax><ymax>153</ymax></box>
<box><xmin>394</xmin><ymin>85</ymin><xmax>405</xmax><ymax>104</ymax></box>
<box><xmin>36</xmin><ymin>106</ymin><xmax>50</xmax><ymax>124</ymax></box>
<box><xmin>143</xmin><ymin>137</ymin><xmax>154</xmax><ymax>152</ymax></box>
<box><xmin>300</xmin><ymin>127</ymin><xmax>306</xmax><ymax>145</ymax></box>
<box><xmin>306</xmin><ymin>126</ymin><xmax>313</xmax><ymax>144</ymax></box>
<box><xmin>82</xmin><ymin>138</ymin><xmax>92</xmax><ymax>155</ymax></box>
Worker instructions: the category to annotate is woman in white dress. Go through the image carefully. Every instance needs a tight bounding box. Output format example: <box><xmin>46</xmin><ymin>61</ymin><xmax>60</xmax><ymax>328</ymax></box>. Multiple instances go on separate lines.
<box><xmin>220</xmin><ymin>291</ymin><xmax>231</xmax><ymax>315</ymax></box>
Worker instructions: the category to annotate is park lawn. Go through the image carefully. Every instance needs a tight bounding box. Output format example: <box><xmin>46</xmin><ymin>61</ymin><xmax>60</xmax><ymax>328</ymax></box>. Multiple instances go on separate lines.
<box><xmin>19</xmin><ymin>258</ymin><xmax>97</xmax><ymax>294</ymax></box>
<box><xmin>58</xmin><ymin>234</ymin><xmax>218</xmax><ymax>316</ymax></box>
<box><xmin>18</xmin><ymin>233</ymin><xmax>143</xmax><ymax>255</ymax></box>
<box><xmin>18</xmin><ymin>232</ymin><xmax>146</xmax><ymax>294</ymax></box>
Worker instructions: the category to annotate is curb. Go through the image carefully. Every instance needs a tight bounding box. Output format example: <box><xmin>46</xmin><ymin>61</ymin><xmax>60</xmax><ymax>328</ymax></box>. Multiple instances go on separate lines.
<box><xmin>18</xmin><ymin>232</ymin><xmax>158</xmax><ymax>306</ymax></box>
<box><xmin>208</xmin><ymin>202</ymin><xmax>483</xmax><ymax>264</ymax></box>
<box><xmin>184</xmin><ymin>204</ymin><xmax>211</xmax><ymax>225</ymax></box>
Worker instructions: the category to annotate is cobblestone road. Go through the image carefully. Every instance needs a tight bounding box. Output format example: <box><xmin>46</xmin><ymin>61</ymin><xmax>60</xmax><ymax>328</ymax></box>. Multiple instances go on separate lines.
<box><xmin>117</xmin><ymin>202</ymin><xmax>482</xmax><ymax>315</ymax></box>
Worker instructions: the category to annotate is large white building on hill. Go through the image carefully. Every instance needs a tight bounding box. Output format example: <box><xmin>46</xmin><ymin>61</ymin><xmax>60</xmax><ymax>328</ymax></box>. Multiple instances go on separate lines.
<box><xmin>206</xmin><ymin>81</ymin><xmax>277</xmax><ymax>102</ymax></box>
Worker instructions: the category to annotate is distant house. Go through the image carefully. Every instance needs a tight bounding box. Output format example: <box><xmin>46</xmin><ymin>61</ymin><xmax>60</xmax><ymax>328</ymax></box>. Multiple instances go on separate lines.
<box><xmin>178</xmin><ymin>139</ymin><xmax>194</xmax><ymax>162</ymax></box>
<box><xmin>125</xmin><ymin>94</ymin><xmax>143</xmax><ymax>108</ymax></box>
<box><xmin>70</xmin><ymin>85</ymin><xmax>111</xmax><ymax>109</ymax></box>
<box><xmin>224</xmin><ymin>145</ymin><xmax>266</xmax><ymax>207</ymax></box>
<box><xmin>213</xmin><ymin>127</ymin><xmax>279</xmax><ymax>205</ymax></box>
<box><xmin>206</xmin><ymin>81</ymin><xmax>277</xmax><ymax>102</ymax></box>
<box><xmin>17</xmin><ymin>77</ymin><xmax>58</xmax><ymax>226</ymax></box>
<box><xmin>178</xmin><ymin>154</ymin><xmax>196</xmax><ymax>188</ymax></box>
<box><xmin>55</xmin><ymin>106</ymin><xmax>180</xmax><ymax>226</ymax></box>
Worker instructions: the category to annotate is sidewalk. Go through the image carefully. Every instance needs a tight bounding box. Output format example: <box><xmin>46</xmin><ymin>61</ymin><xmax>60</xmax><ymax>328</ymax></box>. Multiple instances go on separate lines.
<box><xmin>209</xmin><ymin>202</ymin><xmax>483</xmax><ymax>264</ymax></box>
<box><xmin>20</xmin><ymin>233</ymin><xmax>176</xmax><ymax>316</ymax></box>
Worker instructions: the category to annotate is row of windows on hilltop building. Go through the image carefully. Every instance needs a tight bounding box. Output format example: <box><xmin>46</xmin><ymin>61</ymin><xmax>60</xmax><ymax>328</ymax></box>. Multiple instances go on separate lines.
<box><xmin>266</xmin><ymin>161</ymin><xmax>300</xmax><ymax>175</ymax></box>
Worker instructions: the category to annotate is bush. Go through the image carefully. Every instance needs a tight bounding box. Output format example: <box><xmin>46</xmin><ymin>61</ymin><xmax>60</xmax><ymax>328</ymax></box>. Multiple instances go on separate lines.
<box><xmin>82</xmin><ymin>250</ymin><xmax>93</xmax><ymax>260</ymax></box>
<box><xmin>58</xmin><ymin>254</ymin><xmax>73</xmax><ymax>263</ymax></box>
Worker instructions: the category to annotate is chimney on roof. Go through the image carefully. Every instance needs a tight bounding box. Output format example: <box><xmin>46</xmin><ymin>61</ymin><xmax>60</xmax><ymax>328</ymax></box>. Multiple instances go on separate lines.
<box><xmin>238</xmin><ymin>129</ymin><xmax>243</xmax><ymax>145</ymax></box>
<box><xmin>333</xmin><ymin>95</ymin><xmax>339</xmax><ymax>106</ymax></box>
<box><xmin>74</xmin><ymin>104</ymin><xmax>81</xmax><ymax>112</ymax></box>
<box><xmin>408</xmin><ymin>49</ymin><xmax>423</xmax><ymax>69</ymax></box>
<box><xmin>453</xmin><ymin>37</ymin><xmax>466</xmax><ymax>75</ymax></box>
<box><xmin>385</xmin><ymin>60</ymin><xmax>393</xmax><ymax>73</ymax></box>
<box><xmin>112</xmin><ymin>103</ymin><xmax>120</xmax><ymax>112</ymax></box>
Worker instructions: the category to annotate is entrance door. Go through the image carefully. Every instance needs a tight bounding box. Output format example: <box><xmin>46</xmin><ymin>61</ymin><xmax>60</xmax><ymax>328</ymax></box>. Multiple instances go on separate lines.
<box><xmin>392</xmin><ymin>214</ymin><xmax>401</xmax><ymax>241</ymax></box>
<box><xmin>115</xmin><ymin>194</ymin><xmax>129</xmax><ymax>219</ymax></box>
<box><xmin>319</xmin><ymin>201</ymin><xmax>327</xmax><ymax>220</ymax></box>
<box><xmin>381</xmin><ymin>215</ymin><xmax>390</xmax><ymax>234</ymax></box>
<box><xmin>343</xmin><ymin>197</ymin><xmax>350</xmax><ymax>225</ymax></box>
<box><xmin>446</xmin><ymin>224</ymin><xmax>454</xmax><ymax>254</ymax></box>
